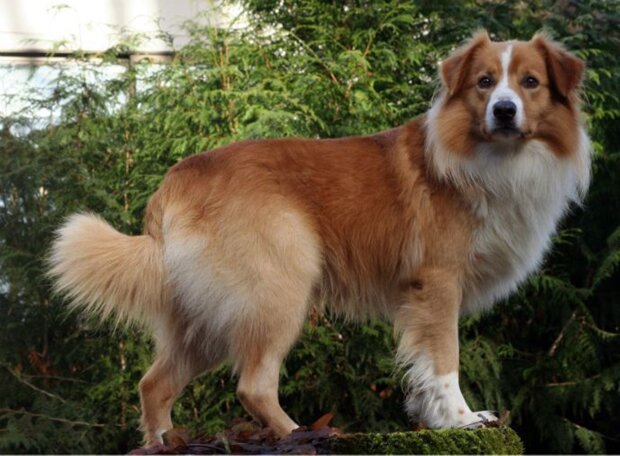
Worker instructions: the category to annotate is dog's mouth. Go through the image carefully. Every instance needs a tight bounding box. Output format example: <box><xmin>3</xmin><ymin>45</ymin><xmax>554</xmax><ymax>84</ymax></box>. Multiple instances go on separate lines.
<box><xmin>485</xmin><ymin>124</ymin><xmax>532</xmax><ymax>141</ymax></box>
<box><xmin>492</xmin><ymin>126</ymin><xmax>521</xmax><ymax>137</ymax></box>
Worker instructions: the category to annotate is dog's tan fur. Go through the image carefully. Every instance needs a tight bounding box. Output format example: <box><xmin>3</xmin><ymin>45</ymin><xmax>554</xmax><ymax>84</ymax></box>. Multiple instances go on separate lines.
<box><xmin>49</xmin><ymin>31</ymin><xmax>590</xmax><ymax>445</ymax></box>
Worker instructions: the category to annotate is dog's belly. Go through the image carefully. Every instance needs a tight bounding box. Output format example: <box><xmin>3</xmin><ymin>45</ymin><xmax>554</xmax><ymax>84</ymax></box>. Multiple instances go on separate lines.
<box><xmin>313</xmin><ymin>274</ymin><xmax>399</xmax><ymax>321</ymax></box>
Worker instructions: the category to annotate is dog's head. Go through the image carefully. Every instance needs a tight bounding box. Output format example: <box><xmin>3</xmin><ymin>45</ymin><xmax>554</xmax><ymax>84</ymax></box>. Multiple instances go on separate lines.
<box><xmin>432</xmin><ymin>31</ymin><xmax>585</xmax><ymax>158</ymax></box>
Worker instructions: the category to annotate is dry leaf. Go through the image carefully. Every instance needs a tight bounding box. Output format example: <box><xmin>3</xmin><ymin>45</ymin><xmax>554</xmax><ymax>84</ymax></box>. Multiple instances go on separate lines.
<box><xmin>311</xmin><ymin>412</ymin><xmax>334</xmax><ymax>431</ymax></box>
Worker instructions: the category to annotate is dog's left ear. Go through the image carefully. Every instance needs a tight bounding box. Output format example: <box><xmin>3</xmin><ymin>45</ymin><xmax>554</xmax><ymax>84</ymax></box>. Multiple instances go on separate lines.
<box><xmin>441</xmin><ymin>30</ymin><xmax>491</xmax><ymax>97</ymax></box>
<box><xmin>533</xmin><ymin>34</ymin><xmax>585</xmax><ymax>98</ymax></box>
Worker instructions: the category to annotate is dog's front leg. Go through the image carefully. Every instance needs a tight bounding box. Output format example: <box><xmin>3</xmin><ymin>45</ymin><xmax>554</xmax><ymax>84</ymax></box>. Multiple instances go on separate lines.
<box><xmin>394</xmin><ymin>268</ymin><xmax>496</xmax><ymax>429</ymax></box>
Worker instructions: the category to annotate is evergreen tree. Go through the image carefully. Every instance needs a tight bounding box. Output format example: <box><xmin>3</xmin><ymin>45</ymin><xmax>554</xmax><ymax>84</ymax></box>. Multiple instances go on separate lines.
<box><xmin>0</xmin><ymin>0</ymin><xmax>618</xmax><ymax>453</ymax></box>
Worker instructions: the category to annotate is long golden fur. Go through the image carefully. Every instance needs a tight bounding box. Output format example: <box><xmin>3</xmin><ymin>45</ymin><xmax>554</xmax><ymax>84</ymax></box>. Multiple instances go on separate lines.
<box><xmin>49</xmin><ymin>31</ymin><xmax>590</xmax><ymax>445</ymax></box>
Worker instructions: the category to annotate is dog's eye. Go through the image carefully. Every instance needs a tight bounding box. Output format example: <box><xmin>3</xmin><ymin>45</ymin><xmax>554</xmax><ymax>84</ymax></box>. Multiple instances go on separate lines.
<box><xmin>523</xmin><ymin>76</ymin><xmax>539</xmax><ymax>89</ymax></box>
<box><xmin>478</xmin><ymin>76</ymin><xmax>493</xmax><ymax>89</ymax></box>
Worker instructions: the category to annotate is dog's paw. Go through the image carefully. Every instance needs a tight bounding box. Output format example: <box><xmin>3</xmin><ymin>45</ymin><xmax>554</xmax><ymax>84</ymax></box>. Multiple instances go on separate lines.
<box><xmin>458</xmin><ymin>410</ymin><xmax>499</xmax><ymax>429</ymax></box>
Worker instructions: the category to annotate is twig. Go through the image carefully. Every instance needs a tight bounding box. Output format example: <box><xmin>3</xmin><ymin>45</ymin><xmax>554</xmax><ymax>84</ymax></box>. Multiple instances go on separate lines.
<box><xmin>0</xmin><ymin>408</ymin><xmax>105</xmax><ymax>428</ymax></box>
<box><xmin>544</xmin><ymin>373</ymin><xmax>601</xmax><ymax>387</ymax></box>
<box><xmin>548</xmin><ymin>309</ymin><xmax>578</xmax><ymax>357</ymax></box>
<box><xmin>362</xmin><ymin>31</ymin><xmax>375</xmax><ymax>58</ymax></box>
<box><xmin>2</xmin><ymin>365</ymin><xmax>66</xmax><ymax>403</ymax></box>
<box><xmin>289</xmin><ymin>32</ymin><xmax>339</xmax><ymax>84</ymax></box>
<box><xmin>26</xmin><ymin>374</ymin><xmax>88</xmax><ymax>384</ymax></box>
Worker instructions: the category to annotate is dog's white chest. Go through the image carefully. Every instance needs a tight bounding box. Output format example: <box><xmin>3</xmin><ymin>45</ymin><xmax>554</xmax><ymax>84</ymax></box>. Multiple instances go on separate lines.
<box><xmin>462</xmin><ymin>140</ymin><xmax>586</xmax><ymax>314</ymax></box>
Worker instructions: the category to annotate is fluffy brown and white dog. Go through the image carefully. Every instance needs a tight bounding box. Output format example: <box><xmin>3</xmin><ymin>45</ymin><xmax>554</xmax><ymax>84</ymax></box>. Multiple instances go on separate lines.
<box><xmin>49</xmin><ymin>31</ymin><xmax>590</xmax><ymax>446</ymax></box>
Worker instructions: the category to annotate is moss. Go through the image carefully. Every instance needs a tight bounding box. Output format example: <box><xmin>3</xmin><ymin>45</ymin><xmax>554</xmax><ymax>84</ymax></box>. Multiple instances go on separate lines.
<box><xmin>328</xmin><ymin>427</ymin><xmax>523</xmax><ymax>455</ymax></box>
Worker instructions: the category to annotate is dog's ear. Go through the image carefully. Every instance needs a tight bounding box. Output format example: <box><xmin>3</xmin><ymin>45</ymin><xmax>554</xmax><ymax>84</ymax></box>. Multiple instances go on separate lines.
<box><xmin>533</xmin><ymin>33</ymin><xmax>585</xmax><ymax>98</ymax></box>
<box><xmin>441</xmin><ymin>30</ymin><xmax>491</xmax><ymax>97</ymax></box>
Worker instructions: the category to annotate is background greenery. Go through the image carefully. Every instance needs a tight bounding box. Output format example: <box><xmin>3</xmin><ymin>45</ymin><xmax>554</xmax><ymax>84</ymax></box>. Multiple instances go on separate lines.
<box><xmin>1</xmin><ymin>0</ymin><xmax>619</xmax><ymax>453</ymax></box>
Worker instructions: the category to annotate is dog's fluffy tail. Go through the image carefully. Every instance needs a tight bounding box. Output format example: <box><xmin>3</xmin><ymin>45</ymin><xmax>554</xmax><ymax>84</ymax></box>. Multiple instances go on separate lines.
<box><xmin>48</xmin><ymin>213</ymin><xmax>167</xmax><ymax>327</ymax></box>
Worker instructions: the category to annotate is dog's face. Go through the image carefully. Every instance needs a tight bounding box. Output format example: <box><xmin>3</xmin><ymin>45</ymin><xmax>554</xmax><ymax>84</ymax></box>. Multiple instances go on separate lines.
<box><xmin>437</xmin><ymin>31</ymin><xmax>584</xmax><ymax>155</ymax></box>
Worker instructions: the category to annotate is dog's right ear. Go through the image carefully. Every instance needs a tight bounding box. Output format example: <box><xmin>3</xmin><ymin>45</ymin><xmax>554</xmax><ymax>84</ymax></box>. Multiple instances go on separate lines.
<box><xmin>441</xmin><ymin>30</ymin><xmax>491</xmax><ymax>97</ymax></box>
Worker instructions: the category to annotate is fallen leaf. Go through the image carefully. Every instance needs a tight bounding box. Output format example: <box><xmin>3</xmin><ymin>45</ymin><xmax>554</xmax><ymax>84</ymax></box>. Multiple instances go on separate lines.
<box><xmin>311</xmin><ymin>413</ymin><xmax>334</xmax><ymax>431</ymax></box>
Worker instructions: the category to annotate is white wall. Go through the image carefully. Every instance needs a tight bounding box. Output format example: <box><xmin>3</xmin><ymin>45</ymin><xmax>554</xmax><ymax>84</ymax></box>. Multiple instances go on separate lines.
<box><xmin>0</xmin><ymin>0</ymin><xmax>243</xmax><ymax>54</ymax></box>
<box><xmin>0</xmin><ymin>1</ymin><xmax>245</xmax><ymax>120</ymax></box>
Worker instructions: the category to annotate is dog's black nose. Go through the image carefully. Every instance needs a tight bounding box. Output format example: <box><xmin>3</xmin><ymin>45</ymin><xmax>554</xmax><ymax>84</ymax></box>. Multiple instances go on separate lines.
<box><xmin>493</xmin><ymin>100</ymin><xmax>517</xmax><ymax>123</ymax></box>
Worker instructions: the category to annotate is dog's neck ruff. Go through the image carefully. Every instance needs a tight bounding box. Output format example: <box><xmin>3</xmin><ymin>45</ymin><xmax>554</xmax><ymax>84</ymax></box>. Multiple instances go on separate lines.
<box><xmin>423</xmin><ymin>98</ymin><xmax>591</xmax><ymax>314</ymax></box>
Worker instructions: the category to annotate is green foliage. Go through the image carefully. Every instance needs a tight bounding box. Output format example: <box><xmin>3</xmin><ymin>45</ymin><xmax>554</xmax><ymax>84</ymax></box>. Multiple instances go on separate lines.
<box><xmin>1</xmin><ymin>0</ymin><xmax>619</xmax><ymax>453</ymax></box>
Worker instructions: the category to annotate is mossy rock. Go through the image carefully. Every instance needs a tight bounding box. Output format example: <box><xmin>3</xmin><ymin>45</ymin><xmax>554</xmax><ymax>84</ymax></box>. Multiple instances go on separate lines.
<box><xmin>328</xmin><ymin>427</ymin><xmax>523</xmax><ymax>455</ymax></box>
<box><xmin>143</xmin><ymin>424</ymin><xmax>523</xmax><ymax>455</ymax></box>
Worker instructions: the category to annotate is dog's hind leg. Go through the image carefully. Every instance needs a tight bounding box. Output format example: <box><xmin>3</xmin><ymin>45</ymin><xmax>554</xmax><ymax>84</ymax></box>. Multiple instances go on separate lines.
<box><xmin>232</xmin><ymin>277</ymin><xmax>315</xmax><ymax>437</ymax></box>
<box><xmin>167</xmin><ymin>200</ymin><xmax>322</xmax><ymax>437</ymax></box>
<box><xmin>138</xmin><ymin>350</ymin><xmax>218</xmax><ymax>447</ymax></box>
<box><xmin>229</xmin><ymin>246</ymin><xmax>319</xmax><ymax>437</ymax></box>
<box><xmin>236</xmin><ymin>350</ymin><xmax>299</xmax><ymax>437</ymax></box>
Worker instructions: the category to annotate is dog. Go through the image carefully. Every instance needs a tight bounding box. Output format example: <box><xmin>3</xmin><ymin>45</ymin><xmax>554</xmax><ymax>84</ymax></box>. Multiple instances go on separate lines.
<box><xmin>49</xmin><ymin>30</ymin><xmax>590</xmax><ymax>446</ymax></box>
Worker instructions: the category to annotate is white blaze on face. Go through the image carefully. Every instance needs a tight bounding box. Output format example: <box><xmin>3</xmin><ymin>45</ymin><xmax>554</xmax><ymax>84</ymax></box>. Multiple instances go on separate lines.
<box><xmin>485</xmin><ymin>44</ymin><xmax>524</xmax><ymax>131</ymax></box>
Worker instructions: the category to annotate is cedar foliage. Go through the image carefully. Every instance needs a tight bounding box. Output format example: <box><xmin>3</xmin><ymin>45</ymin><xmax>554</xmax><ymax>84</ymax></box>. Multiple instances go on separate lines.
<box><xmin>1</xmin><ymin>0</ymin><xmax>619</xmax><ymax>453</ymax></box>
